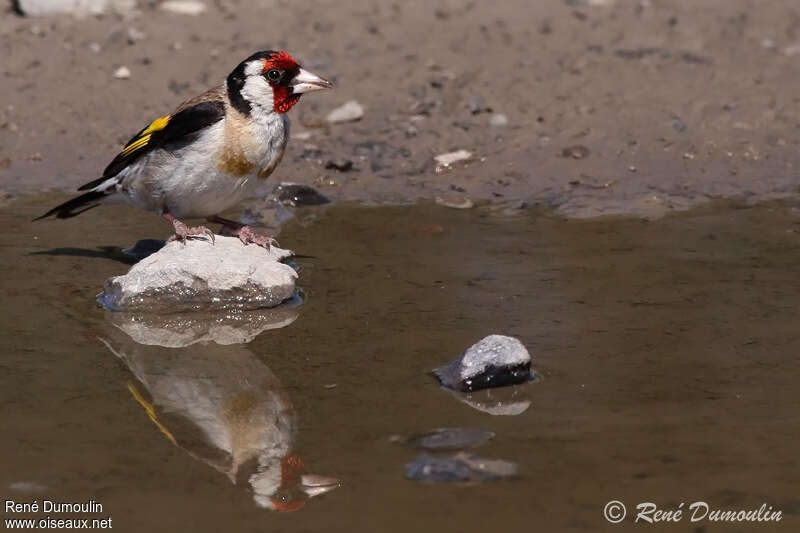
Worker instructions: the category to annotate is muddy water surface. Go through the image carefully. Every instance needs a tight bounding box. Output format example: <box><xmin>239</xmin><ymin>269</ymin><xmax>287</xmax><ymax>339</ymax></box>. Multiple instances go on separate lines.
<box><xmin>1</xmin><ymin>196</ymin><xmax>799</xmax><ymax>532</ymax></box>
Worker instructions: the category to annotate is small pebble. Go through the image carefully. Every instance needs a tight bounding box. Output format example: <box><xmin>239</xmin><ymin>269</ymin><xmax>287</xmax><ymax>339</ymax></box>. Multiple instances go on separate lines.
<box><xmin>114</xmin><ymin>66</ymin><xmax>131</xmax><ymax>80</ymax></box>
<box><xmin>326</xmin><ymin>100</ymin><xmax>364</xmax><ymax>123</ymax></box>
<box><xmin>562</xmin><ymin>145</ymin><xmax>590</xmax><ymax>159</ymax></box>
<box><xmin>434</xmin><ymin>149</ymin><xmax>472</xmax><ymax>170</ymax></box>
<box><xmin>127</xmin><ymin>28</ymin><xmax>146</xmax><ymax>44</ymax></box>
<box><xmin>468</xmin><ymin>95</ymin><xmax>492</xmax><ymax>115</ymax></box>
<box><xmin>489</xmin><ymin>113</ymin><xmax>508</xmax><ymax>127</ymax></box>
<box><xmin>159</xmin><ymin>0</ymin><xmax>207</xmax><ymax>15</ymax></box>
<box><xmin>671</xmin><ymin>115</ymin><xmax>687</xmax><ymax>132</ymax></box>
<box><xmin>324</xmin><ymin>158</ymin><xmax>354</xmax><ymax>172</ymax></box>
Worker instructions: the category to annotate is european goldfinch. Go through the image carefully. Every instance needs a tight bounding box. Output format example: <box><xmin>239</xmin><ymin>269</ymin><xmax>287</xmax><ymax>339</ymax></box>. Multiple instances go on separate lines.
<box><xmin>35</xmin><ymin>50</ymin><xmax>333</xmax><ymax>247</ymax></box>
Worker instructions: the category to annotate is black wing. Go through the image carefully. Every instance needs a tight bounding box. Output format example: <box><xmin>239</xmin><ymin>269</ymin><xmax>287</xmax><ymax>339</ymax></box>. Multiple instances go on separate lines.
<box><xmin>77</xmin><ymin>100</ymin><xmax>226</xmax><ymax>191</ymax></box>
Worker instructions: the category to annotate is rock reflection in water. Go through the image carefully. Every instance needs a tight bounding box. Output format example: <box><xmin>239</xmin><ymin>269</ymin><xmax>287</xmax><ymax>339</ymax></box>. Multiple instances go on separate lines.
<box><xmin>447</xmin><ymin>382</ymin><xmax>534</xmax><ymax>416</ymax></box>
<box><xmin>100</xmin><ymin>307</ymin><xmax>339</xmax><ymax>511</ymax></box>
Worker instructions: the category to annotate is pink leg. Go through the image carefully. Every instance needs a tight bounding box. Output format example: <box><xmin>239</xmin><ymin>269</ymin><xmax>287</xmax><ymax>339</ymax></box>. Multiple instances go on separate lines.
<box><xmin>234</xmin><ymin>226</ymin><xmax>279</xmax><ymax>249</ymax></box>
<box><xmin>163</xmin><ymin>213</ymin><xmax>215</xmax><ymax>244</ymax></box>
<box><xmin>206</xmin><ymin>215</ymin><xmax>278</xmax><ymax>249</ymax></box>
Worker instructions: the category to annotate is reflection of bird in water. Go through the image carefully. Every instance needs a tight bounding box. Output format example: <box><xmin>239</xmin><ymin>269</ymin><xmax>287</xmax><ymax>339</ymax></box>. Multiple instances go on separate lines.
<box><xmin>101</xmin><ymin>310</ymin><xmax>338</xmax><ymax>511</ymax></box>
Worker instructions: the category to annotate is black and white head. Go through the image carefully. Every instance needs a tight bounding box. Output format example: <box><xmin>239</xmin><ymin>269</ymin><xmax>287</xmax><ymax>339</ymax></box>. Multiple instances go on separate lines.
<box><xmin>226</xmin><ymin>50</ymin><xmax>333</xmax><ymax>116</ymax></box>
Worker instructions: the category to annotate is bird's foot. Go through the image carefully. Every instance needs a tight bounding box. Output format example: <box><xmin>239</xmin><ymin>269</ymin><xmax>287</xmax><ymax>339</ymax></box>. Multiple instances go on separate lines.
<box><xmin>167</xmin><ymin>218</ymin><xmax>215</xmax><ymax>244</ymax></box>
<box><xmin>235</xmin><ymin>226</ymin><xmax>278</xmax><ymax>249</ymax></box>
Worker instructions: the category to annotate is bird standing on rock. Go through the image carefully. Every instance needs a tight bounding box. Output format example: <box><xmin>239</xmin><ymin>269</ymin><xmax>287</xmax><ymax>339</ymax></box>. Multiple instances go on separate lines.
<box><xmin>35</xmin><ymin>51</ymin><xmax>333</xmax><ymax>248</ymax></box>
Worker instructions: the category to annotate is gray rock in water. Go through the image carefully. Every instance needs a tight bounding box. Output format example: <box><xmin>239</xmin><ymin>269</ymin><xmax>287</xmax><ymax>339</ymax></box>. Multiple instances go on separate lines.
<box><xmin>435</xmin><ymin>335</ymin><xmax>533</xmax><ymax>392</ymax></box>
<box><xmin>98</xmin><ymin>235</ymin><xmax>296</xmax><ymax>313</ymax></box>
<box><xmin>122</xmin><ymin>239</ymin><xmax>166</xmax><ymax>261</ymax></box>
<box><xmin>273</xmin><ymin>183</ymin><xmax>331</xmax><ymax>207</ymax></box>
<box><xmin>406</xmin><ymin>452</ymin><xmax>517</xmax><ymax>483</ymax></box>
<box><xmin>407</xmin><ymin>427</ymin><xmax>495</xmax><ymax>450</ymax></box>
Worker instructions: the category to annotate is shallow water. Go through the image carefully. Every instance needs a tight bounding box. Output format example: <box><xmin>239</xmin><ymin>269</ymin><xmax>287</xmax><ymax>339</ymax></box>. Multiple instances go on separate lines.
<box><xmin>2</xmin><ymin>196</ymin><xmax>800</xmax><ymax>531</ymax></box>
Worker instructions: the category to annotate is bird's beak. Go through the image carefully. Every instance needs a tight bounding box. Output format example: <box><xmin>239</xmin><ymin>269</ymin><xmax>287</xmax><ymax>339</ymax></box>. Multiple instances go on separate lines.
<box><xmin>290</xmin><ymin>68</ymin><xmax>334</xmax><ymax>94</ymax></box>
<box><xmin>299</xmin><ymin>473</ymin><xmax>340</xmax><ymax>498</ymax></box>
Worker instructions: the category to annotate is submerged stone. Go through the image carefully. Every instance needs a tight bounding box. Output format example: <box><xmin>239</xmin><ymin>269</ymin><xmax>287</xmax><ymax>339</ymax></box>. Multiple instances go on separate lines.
<box><xmin>274</xmin><ymin>183</ymin><xmax>331</xmax><ymax>207</ymax></box>
<box><xmin>434</xmin><ymin>334</ymin><xmax>533</xmax><ymax>392</ymax></box>
<box><xmin>407</xmin><ymin>427</ymin><xmax>495</xmax><ymax>450</ymax></box>
<box><xmin>406</xmin><ymin>452</ymin><xmax>517</xmax><ymax>483</ymax></box>
<box><xmin>98</xmin><ymin>235</ymin><xmax>296</xmax><ymax>313</ymax></box>
<box><xmin>122</xmin><ymin>239</ymin><xmax>166</xmax><ymax>261</ymax></box>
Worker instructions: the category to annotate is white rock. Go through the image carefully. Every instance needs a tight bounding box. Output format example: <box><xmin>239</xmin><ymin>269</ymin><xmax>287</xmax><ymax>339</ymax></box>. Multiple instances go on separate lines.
<box><xmin>16</xmin><ymin>0</ymin><xmax>135</xmax><ymax>16</ymax></box>
<box><xmin>434</xmin><ymin>149</ymin><xmax>472</xmax><ymax>169</ymax></box>
<box><xmin>326</xmin><ymin>100</ymin><xmax>364</xmax><ymax>123</ymax></box>
<box><xmin>434</xmin><ymin>335</ymin><xmax>532</xmax><ymax>392</ymax></box>
<box><xmin>98</xmin><ymin>235</ymin><xmax>297</xmax><ymax>313</ymax></box>
<box><xmin>159</xmin><ymin>0</ymin><xmax>206</xmax><ymax>15</ymax></box>
<box><xmin>113</xmin><ymin>66</ymin><xmax>131</xmax><ymax>80</ymax></box>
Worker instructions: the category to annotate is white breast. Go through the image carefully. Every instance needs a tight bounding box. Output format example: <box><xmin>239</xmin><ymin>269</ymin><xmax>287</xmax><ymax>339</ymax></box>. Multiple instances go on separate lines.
<box><xmin>119</xmin><ymin>106</ymin><xmax>289</xmax><ymax>219</ymax></box>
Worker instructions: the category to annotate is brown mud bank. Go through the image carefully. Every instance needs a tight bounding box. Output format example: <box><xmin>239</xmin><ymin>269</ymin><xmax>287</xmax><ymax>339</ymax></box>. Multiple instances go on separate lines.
<box><xmin>1</xmin><ymin>195</ymin><xmax>800</xmax><ymax>530</ymax></box>
<box><xmin>1</xmin><ymin>0</ymin><xmax>800</xmax><ymax>218</ymax></box>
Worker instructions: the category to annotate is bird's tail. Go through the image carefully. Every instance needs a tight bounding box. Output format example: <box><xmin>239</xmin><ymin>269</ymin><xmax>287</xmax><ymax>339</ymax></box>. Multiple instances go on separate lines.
<box><xmin>33</xmin><ymin>180</ymin><xmax>116</xmax><ymax>221</ymax></box>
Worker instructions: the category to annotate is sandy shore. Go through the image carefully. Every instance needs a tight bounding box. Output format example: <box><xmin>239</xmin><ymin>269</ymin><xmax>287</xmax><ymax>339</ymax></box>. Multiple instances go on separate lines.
<box><xmin>1</xmin><ymin>0</ymin><xmax>799</xmax><ymax>217</ymax></box>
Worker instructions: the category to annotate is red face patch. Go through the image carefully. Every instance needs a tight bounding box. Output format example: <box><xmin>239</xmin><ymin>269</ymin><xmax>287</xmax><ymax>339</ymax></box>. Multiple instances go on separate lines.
<box><xmin>271</xmin><ymin>86</ymin><xmax>301</xmax><ymax>114</ymax></box>
<box><xmin>262</xmin><ymin>51</ymin><xmax>300</xmax><ymax>72</ymax></box>
<box><xmin>263</xmin><ymin>51</ymin><xmax>302</xmax><ymax>113</ymax></box>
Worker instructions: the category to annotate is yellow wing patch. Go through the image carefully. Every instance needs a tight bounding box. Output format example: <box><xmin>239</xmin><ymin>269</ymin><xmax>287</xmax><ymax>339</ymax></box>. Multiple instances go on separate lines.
<box><xmin>120</xmin><ymin>115</ymin><xmax>171</xmax><ymax>156</ymax></box>
<box><xmin>142</xmin><ymin>115</ymin><xmax>170</xmax><ymax>135</ymax></box>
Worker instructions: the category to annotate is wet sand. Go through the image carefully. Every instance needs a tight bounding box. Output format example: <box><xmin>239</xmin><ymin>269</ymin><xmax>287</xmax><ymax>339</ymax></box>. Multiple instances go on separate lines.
<box><xmin>1</xmin><ymin>196</ymin><xmax>799</xmax><ymax>531</ymax></box>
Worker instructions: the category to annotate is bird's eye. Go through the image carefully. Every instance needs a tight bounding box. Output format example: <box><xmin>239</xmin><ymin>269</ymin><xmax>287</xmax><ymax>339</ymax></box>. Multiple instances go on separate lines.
<box><xmin>266</xmin><ymin>69</ymin><xmax>282</xmax><ymax>82</ymax></box>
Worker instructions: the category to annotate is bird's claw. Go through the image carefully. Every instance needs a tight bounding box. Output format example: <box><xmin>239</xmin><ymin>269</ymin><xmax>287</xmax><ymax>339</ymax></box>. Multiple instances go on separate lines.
<box><xmin>169</xmin><ymin>220</ymin><xmax>215</xmax><ymax>244</ymax></box>
<box><xmin>236</xmin><ymin>226</ymin><xmax>278</xmax><ymax>249</ymax></box>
